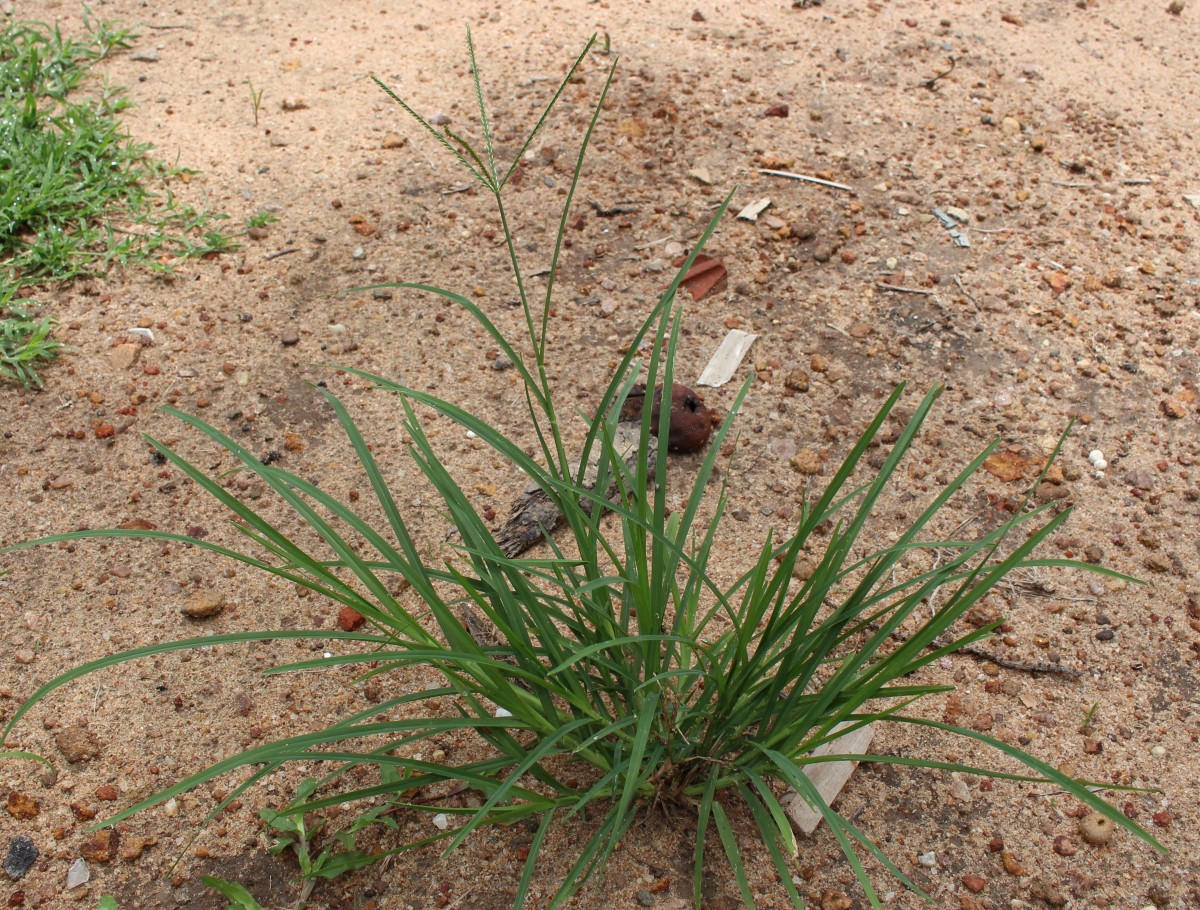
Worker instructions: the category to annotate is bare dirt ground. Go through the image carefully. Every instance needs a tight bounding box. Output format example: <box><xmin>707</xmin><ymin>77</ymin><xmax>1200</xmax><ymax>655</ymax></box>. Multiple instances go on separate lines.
<box><xmin>2</xmin><ymin>0</ymin><xmax>1199</xmax><ymax>908</ymax></box>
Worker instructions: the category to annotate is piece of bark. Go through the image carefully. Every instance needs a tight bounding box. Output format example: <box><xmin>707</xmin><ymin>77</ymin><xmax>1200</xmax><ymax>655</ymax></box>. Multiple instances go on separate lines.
<box><xmin>494</xmin><ymin>423</ymin><xmax>656</xmax><ymax>557</ymax></box>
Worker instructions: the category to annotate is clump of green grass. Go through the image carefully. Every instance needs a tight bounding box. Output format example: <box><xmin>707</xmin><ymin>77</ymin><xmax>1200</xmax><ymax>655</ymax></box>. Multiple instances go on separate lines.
<box><xmin>0</xmin><ymin>287</ymin><xmax>65</xmax><ymax>389</ymax></box>
<box><xmin>1</xmin><ymin>32</ymin><xmax>1163</xmax><ymax>910</ymax></box>
<box><xmin>0</xmin><ymin>10</ymin><xmax>238</xmax><ymax>386</ymax></box>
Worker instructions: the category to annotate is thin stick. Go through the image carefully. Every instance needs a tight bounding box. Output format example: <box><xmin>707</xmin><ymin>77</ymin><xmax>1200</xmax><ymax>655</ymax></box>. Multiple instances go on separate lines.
<box><xmin>633</xmin><ymin>234</ymin><xmax>676</xmax><ymax>251</ymax></box>
<box><xmin>264</xmin><ymin>248</ymin><xmax>300</xmax><ymax>261</ymax></box>
<box><xmin>757</xmin><ymin>169</ymin><xmax>854</xmax><ymax>192</ymax></box>
<box><xmin>922</xmin><ymin>55</ymin><xmax>955</xmax><ymax>91</ymax></box>
<box><xmin>876</xmin><ymin>283</ymin><xmax>934</xmax><ymax>295</ymax></box>
<box><xmin>1050</xmin><ymin>181</ymin><xmax>1091</xmax><ymax>188</ymax></box>
<box><xmin>953</xmin><ymin>275</ymin><xmax>979</xmax><ymax>309</ymax></box>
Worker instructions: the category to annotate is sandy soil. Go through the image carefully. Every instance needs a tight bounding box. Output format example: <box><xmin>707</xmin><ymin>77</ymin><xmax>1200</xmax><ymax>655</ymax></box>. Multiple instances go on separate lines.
<box><xmin>2</xmin><ymin>0</ymin><xmax>1198</xmax><ymax>908</ymax></box>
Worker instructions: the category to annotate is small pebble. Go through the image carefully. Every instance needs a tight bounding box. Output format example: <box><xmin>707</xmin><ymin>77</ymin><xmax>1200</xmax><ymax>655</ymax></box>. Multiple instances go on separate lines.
<box><xmin>352</xmin><ymin>246</ymin><xmax>366</xmax><ymax>260</ymax></box>
<box><xmin>3</xmin><ymin>836</ymin><xmax>38</xmax><ymax>880</ymax></box>
<box><xmin>1078</xmin><ymin>811</ymin><xmax>1114</xmax><ymax>845</ymax></box>
<box><xmin>917</xmin><ymin>851</ymin><xmax>937</xmax><ymax>867</ymax></box>
<box><xmin>66</xmin><ymin>857</ymin><xmax>90</xmax><ymax>889</ymax></box>
<box><xmin>768</xmin><ymin>437</ymin><xmax>798</xmax><ymax>460</ymax></box>
<box><xmin>280</xmin><ymin>329</ymin><xmax>301</xmax><ymax>346</ymax></box>
<box><xmin>790</xmin><ymin>448</ymin><xmax>821</xmax><ymax>475</ymax></box>
<box><xmin>55</xmin><ymin>726</ymin><xmax>100</xmax><ymax>763</ymax></box>
<box><xmin>961</xmin><ymin>875</ymin><xmax>987</xmax><ymax>894</ymax></box>
<box><xmin>636</xmin><ymin>890</ymin><xmax>654</xmax><ymax>907</ymax></box>
<box><xmin>432</xmin><ymin>813</ymin><xmax>449</xmax><ymax>830</ymax></box>
<box><xmin>182</xmin><ymin>590</ymin><xmax>225</xmax><ymax>619</ymax></box>
<box><xmin>1124</xmin><ymin>469</ymin><xmax>1153</xmax><ymax>490</ymax></box>
<box><xmin>1150</xmin><ymin>745</ymin><xmax>1166</xmax><ymax>758</ymax></box>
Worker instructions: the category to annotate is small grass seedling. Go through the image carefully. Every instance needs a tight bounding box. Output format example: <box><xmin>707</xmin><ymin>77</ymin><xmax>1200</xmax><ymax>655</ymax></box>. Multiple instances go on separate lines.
<box><xmin>248</xmin><ymin>79</ymin><xmax>264</xmax><ymax>126</ymax></box>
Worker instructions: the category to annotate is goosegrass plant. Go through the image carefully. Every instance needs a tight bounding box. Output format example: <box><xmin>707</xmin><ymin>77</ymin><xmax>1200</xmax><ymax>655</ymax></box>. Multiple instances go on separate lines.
<box><xmin>0</xmin><ymin>11</ymin><xmax>237</xmax><ymax>386</ymax></box>
<box><xmin>1</xmin><ymin>32</ymin><xmax>1163</xmax><ymax>910</ymax></box>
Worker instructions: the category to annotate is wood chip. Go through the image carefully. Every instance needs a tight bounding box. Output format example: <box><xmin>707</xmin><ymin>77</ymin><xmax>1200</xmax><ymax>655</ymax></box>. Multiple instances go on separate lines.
<box><xmin>780</xmin><ymin>722</ymin><xmax>875</xmax><ymax>838</ymax></box>
<box><xmin>697</xmin><ymin>329</ymin><xmax>757</xmax><ymax>387</ymax></box>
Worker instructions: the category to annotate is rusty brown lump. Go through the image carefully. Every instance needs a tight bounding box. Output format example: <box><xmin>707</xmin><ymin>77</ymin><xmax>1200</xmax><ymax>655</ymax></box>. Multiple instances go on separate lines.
<box><xmin>619</xmin><ymin>383</ymin><xmax>719</xmax><ymax>453</ymax></box>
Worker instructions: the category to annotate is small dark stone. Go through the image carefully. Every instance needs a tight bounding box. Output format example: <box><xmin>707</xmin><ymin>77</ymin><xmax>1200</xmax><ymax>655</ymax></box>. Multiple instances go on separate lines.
<box><xmin>4</xmin><ymin>835</ymin><xmax>39</xmax><ymax>880</ymax></box>
<box><xmin>1095</xmin><ymin>628</ymin><xmax>1115</xmax><ymax>642</ymax></box>
<box><xmin>492</xmin><ymin>356</ymin><xmax>514</xmax><ymax>372</ymax></box>
<box><xmin>637</xmin><ymin>890</ymin><xmax>655</xmax><ymax>907</ymax></box>
<box><xmin>280</xmin><ymin>329</ymin><xmax>301</xmax><ymax>346</ymax></box>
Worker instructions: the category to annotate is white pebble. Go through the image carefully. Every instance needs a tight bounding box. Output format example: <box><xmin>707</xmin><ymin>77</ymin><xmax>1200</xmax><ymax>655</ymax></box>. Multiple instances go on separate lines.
<box><xmin>494</xmin><ymin>707</ymin><xmax>512</xmax><ymax>718</ymax></box>
<box><xmin>917</xmin><ymin>851</ymin><xmax>937</xmax><ymax>867</ymax></box>
<box><xmin>432</xmin><ymin>812</ymin><xmax>449</xmax><ymax>830</ymax></box>
<box><xmin>466</xmin><ymin>430</ymin><xmax>477</xmax><ymax>439</ymax></box>
<box><xmin>66</xmin><ymin>858</ymin><xmax>90</xmax><ymax>889</ymax></box>
<box><xmin>1150</xmin><ymin>745</ymin><xmax>1166</xmax><ymax>758</ymax></box>
<box><xmin>1087</xmin><ymin>449</ymin><xmax>1106</xmax><ymax>467</ymax></box>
